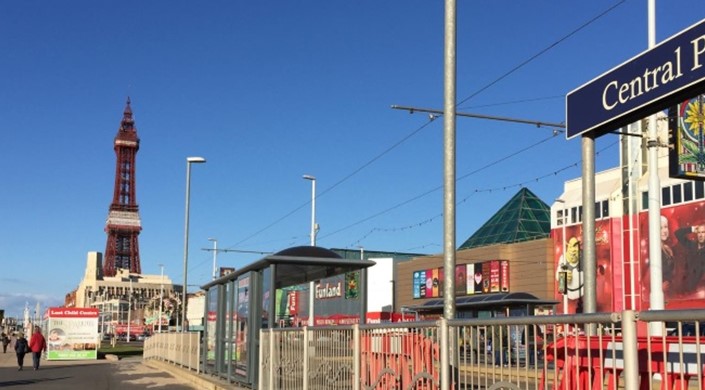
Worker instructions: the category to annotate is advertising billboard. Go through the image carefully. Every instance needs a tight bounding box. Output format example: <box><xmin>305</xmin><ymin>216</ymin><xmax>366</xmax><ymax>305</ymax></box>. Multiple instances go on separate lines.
<box><xmin>553</xmin><ymin>220</ymin><xmax>614</xmax><ymax>314</ymax></box>
<box><xmin>640</xmin><ymin>200</ymin><xmax>705</xmax><ymax>309</ymax></box>
<box><xmin>412</xmin><ymin>260</ymin><xmax>509</xmax><ymax>299</ymax></box>
<box><xmin>669</xmin><ymin>95</ymin><xmax>705</xmax><ymax>180</ymax></box>
<box><xmin>46</xmin><ymin>307</ymin><xmax>99</xmax><ymax>360</ymax></box>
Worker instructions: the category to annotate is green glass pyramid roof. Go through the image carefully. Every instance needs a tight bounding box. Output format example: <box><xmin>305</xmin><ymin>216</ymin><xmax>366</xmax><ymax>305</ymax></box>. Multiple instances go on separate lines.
<box><xmin>458</xmin><ymin>188</ymin><xmax>550</xmax><ymax>250</ymax></box>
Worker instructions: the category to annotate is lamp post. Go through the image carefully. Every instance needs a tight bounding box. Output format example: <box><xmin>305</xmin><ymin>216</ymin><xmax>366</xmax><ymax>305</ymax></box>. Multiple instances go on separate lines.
<box><xmin>303</xmin><ymin>174</ymin><xmax>317</xmax><ymax>326</ymax></box>
<box><xmin>127</xmin><ymin>278</ymin><xmax>133</xmax><ymax>342</ymax></box>
<box><xmin>158</xmin><ymin>264</ymin><xmax>164</xmax><ymax>333</ymax></box>
<box><xmin>556</xmin><ymin>198</ymin><xmax>568</xmax><ymax>314</ymax></box>
<box><xmin>208</xmin><ymin>238</ymin><xmax>218</xmax><ymax>280</ymax></box>
<box><xmin>182</xmin><ymin>156</ymin><xmax>206</xmax><ymax>332</ymax></box>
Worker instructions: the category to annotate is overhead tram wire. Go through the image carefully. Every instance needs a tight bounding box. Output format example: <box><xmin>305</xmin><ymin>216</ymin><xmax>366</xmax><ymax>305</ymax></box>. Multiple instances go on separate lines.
<box><xmin>342</xmin><ymin>139</ymin><xmax>619</xmax><ymax>246</ymax></box>
<box><xmin>229</xmin><ymin>116</ymin><xmax>438</xmax><ymax>248</ymax></box>
<box><xmin>227</xmin><ymin>1</ymin><xmax>626</xmax><ymax>249</ymax></box>
<box><xmin>455</xmin><ymin>0</ymin><xmax>627</xmax><ymax>108</ymax></box>
<box><xmin>391</xmin><ymin>105</ymin><xmax>566</xmax><ymax>132</ymax></box>
<box><xmin>464</xmin><ymin>95</ymin><xmax>564</xmax><ymax>110</ymax></box>
<box><xmin>323</xmin><ymin>132</ymin><xmax>563</xmax><ymax>242</ymax></box>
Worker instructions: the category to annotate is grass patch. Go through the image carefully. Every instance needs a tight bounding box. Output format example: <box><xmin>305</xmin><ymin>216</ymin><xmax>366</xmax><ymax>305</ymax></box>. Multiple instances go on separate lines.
<box><xmin>98</xmin><ymin>344</ymin><xmax>143</xmax><ymax>359</ymax></box>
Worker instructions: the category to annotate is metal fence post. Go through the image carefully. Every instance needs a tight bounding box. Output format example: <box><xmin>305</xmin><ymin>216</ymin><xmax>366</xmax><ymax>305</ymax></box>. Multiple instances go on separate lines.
<box><xmin>303</xmin><ymin>327</ymin><xmax>310</xmax><ymax>390</ymax></box>
<box><xmin>353</xmin><ymin>324</ymin><xmax>360</xmax><ymax>390</ymax></box>
<box><xmin>622</xmin><ymin>310</ymin><xmax>639</xmax><ymax>389</ymax></box>
<box><xmin>196</xmin><ymin>333</ymin><xmax>201</xmax><ymax>374</ymax></box>
<box><xmin>440</xmin><ymin>318</ymin><xmax>449</xmax><ymax>390</ymax></box>
<box><xmin>258</xmin><ymin>329</ymin><xmax>266</xmax><ymax>390</ymax></box>
<box><xmin>269</xmin><ymin>330</ymin><xmax>275</xmax><ymax>390</ymax></box>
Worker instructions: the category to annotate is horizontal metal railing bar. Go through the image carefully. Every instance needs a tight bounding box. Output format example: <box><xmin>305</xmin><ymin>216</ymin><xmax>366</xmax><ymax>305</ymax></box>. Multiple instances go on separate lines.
<box><xmin>449</xmin><ymin>312</ymin><xmax>620</xmax><ymax>327</ymax></box>
<box><xmin>637</xmin><ymin>309</ymin><xmax>705</xmax><ymax>322</ymax></box>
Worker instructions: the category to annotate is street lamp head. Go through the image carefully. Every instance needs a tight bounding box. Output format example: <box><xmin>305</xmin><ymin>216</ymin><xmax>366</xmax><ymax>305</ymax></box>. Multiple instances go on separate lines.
<box><xmin>187</xmin><ymin>156</ymin><xmax>206</xmax><ymax>164</ymax></box>
<box><xmin>555</xmin><ymin>198</ymin><xmax>565</xmax><ymax>203</ymax></box>
<box><xmin>302</xmin><ymin>174</ymin><xmax>315</xmax><ymax>181</ymax></box>
<box><xmin>208</xmin><ymin>237</ymin><xmax>217</xmax><ymax>242</ymax></box>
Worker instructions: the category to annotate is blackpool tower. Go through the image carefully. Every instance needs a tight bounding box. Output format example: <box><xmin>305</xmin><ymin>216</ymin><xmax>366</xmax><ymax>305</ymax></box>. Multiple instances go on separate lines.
<box><xmin>103</xmin><ymin>98</ymin><xmax>142</xmax><ymax>276</ymax></box>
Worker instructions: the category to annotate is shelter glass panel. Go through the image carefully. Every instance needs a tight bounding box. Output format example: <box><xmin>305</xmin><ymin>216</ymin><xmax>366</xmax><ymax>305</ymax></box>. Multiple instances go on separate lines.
<box><xmin>262</xmin><ymin>268</ymin><xmax>271</xmax><ymax>329</ymax></box>
<box><xmin>234</xmin><ymin>274</ymin><xmax>250</xmax><ymax>377</ymax></box>
<box><xmin>223</xmin><ymin>281</ymin><xmax>233</xmax><ymax>377</ymax></box>
<box><xmin>206</xmin><ymin>287</ymin><xmax>218</xmax><ymax>374</ymax></box>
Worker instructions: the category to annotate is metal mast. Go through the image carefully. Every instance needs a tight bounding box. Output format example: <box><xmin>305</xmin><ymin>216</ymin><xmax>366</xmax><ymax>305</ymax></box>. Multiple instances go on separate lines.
<box><xmin>104</xmin><ymin>97</ymin><xmax>142</xmax><ymax>276</ymax></box>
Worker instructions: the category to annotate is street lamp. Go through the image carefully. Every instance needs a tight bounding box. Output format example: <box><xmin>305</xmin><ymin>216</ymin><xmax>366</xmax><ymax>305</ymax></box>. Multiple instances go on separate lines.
<box><xmin>555</xmin><ymin>198</ymin><xmax>568</xmax><ymax>314</ymax></box>
<box><xmin>182</xmin><ymin>156</ymin><xmax>206</xmax><ymax>332</ymax></box>
<box><xmin>208</xmin><ymin>238</ymin><xmax>218</xmax><ymax>280</ymax></box>
<box><xmin>127</xmin><ymin>278</ymin><xmax>133</xmax><ymax>342</ymax></box>
<box><xmin>303</xmin><ymin>174</ymin><xmax>317</xmax><ymax>326</ymax></box>
<box><xmin>302</xmin><ymin>175</ymin><xmax>318</xmax><ymax>245</ymax></box>
<box><xmin>158</xmin><ymin>264</ymin><xmax>164</xmax><ymax>333</ymax></box>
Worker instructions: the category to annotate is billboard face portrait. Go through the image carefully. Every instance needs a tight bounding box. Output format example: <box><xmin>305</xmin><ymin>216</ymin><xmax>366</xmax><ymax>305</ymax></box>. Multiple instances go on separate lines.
<box><xmin>640</xmin><ymin>202</ymin><xmax>705</xmax><ymax>309</ymax></box>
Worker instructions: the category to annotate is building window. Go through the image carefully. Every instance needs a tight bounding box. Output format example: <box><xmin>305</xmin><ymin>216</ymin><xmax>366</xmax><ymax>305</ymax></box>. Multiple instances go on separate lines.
<box><xmin>571</xmin><ymin>207</ymin><xmax>578</xmax><ymax>224</ymax></box>
<box><xmin>594</xmin><ymin>200</ymin><xmax>608</xmax><ymax>219</ymax></box>
<box><xmin>673</xmin><ymin>184</ymin><xmax>682</xmax><ymax>204</ymax></box>
<box><xmin>684</xmin><ymin>182</ymin><xmax>694</xmax><ymax>202</ymax></box>
<box><xmin>662</xmin><ymin>187</ymin><xmax>671</xmax><ymax>206</ymax></box>
<box><xmin>642</xmin><ymin>191</ymin><xmax>648</xmax><ymax>210</ymax></box>
<box><xmin>557</xmin><ymin>209</ymin><xmax>566</xmax><ymax>226</ymax></box>
<box><xmin>595</xmin><ymin>202</ymin><xmax>601</xmax><ymax>219</ymax></box>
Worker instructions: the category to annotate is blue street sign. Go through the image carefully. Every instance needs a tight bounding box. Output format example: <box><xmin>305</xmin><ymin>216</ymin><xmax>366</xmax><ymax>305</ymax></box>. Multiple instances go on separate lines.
<box><xmin>567</xmin><ymin>17</ymin><xmax>705</xmax><ymax>139</ymax></box>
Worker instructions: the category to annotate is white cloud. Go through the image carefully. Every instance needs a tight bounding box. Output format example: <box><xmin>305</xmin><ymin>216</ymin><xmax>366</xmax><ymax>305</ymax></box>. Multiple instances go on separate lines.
<box><xmin>0</xmin><ymin>292</ymin><xmax>64</xmax><ymax>320</ymax></box>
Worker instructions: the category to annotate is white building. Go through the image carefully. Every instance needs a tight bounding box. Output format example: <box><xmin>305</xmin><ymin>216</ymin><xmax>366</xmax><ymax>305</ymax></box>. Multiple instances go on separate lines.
<box><xmin>73</xmin><ymin>252</ymin><xmax>181</xmax><ymax>333</ymax></box>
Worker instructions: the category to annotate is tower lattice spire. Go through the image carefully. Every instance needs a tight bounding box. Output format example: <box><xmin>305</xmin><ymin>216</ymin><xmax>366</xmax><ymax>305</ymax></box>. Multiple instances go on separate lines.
<box><xmin>103</xmin><ymin>97</ymin><xmax>142</xmax><ymax>276</ymax></box>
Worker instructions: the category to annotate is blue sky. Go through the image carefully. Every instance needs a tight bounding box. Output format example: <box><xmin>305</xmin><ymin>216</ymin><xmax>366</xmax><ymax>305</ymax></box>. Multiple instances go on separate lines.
<box><xmin>1</xmin><ymin>1</ymin><xmax>702</xmax><ymax>318</ymax></box>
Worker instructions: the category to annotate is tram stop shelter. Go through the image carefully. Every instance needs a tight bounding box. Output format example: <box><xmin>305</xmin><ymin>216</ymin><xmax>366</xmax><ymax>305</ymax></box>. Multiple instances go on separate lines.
<box><xmin>200</xmin><ymin>246</ymin><xmax>376</xmax><ymax>387</ymax></box>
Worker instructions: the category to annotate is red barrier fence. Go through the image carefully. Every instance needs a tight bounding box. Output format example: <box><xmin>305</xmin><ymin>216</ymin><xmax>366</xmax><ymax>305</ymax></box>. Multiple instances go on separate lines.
<box><xmin>360</xmin><ymin>331</ymin><xmax>442</xmax><ymax>389</ymax></box>
<box><xmin>544</xmin><ymin>335</ymin><xmax>705</xmax><ymax>389</ymax></box>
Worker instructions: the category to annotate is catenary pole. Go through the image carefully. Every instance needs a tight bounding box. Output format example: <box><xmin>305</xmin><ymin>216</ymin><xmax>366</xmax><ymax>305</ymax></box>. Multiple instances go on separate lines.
<box><xmin>442</xmin><ymin>0</ymin><xmax>457</xmax><ymax>388</ymax></box>
<box><xmin>646</xmin><ymin>0</ymin><xmax>664</xmax><ymax>335</ymax></box>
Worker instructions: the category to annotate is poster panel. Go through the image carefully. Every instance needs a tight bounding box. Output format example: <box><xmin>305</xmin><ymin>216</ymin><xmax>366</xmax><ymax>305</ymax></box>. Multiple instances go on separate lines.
<box><xmin>465</xmin><ymin>263</ymin><xmax>475</xmax><ymax>295</ymax></box>
<box><xmin>489</xmin><ymin>260</ymin><xmax>500</xmax><ymax>293</ymax></box>
<box><xmin>345</xmin><ymin>271</ymin><xmax>360</xmax><ymax>299</ymax></box>
<box><xmin>234</xmin><ymin>275</ymin><xmax>250</xmax><ymax>376</ymax></box>
<box><xmin>473</xmin><ymin>263</ymin><xmax>484</xmax><ymax>294</ymax></box>
<box><xmin>418</xmin><ymin>270</ymin><xmax>427</xmax><ymax>298</ymax></box>
<box><xmin>482</xmin><ymin>263</ymin><xmax>491</xmax><ymax>293</ymax></box>
<box><xmin>454</xmin><ymin>264</ymin><xmax>466</xmax><ymax>295</ymax></box>
<box><xmin>669</xmin><ymin>96</ymin><xmax>705</xmax><ymax>180</ymax></box>
<box><xmin>500</xmin><ymin>260</ymin><xmax>510</xmax><ymax>292</ymax></box>
<box><xmin>412</xmin><ymin>260</ymin><xmax>510</xmax><ymax>299</ymax></box>
<box><xmin>553</xmin><ymin>220</ymin><xmax>613</xmax><ymax>314</ymax></box>
<box><xmin>46</xmin><ymin>307</ymin><xmax>99</xmax><ymax>360</ymax></box>
<box><xmin>206</xmin><ymin>287</ymin><xmax>218</xmax><ymax>362</ymax></box>
<box><xmin>411</xmin><ymin>271</ymin><xmax>421</xmax><ymax>299</ymax></box>
<box><xmin>640</xmin><ymin>201</ymin><xmax>705</xmax><ymax>309</ymax></box>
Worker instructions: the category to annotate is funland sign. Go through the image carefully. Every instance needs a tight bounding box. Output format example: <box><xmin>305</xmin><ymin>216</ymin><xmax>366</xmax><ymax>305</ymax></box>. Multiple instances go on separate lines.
<box><xmin>567</xmin><ymin>17</ymin><xmax>705</xmax><ymax>139</ymax></box>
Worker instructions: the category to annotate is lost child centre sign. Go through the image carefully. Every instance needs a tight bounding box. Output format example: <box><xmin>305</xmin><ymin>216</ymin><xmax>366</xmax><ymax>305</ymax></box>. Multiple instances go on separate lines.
<box><xmin>567</xmin><ymin>17</ymin><xmax>705</xmax><ymax>139</ymax></box>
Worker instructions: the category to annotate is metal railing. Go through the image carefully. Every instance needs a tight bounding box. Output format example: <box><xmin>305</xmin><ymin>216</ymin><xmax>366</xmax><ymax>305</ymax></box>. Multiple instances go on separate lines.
<box><xmin>143</xmin><ymin>332</ymin><xmax>201</xmax><ymax>373</ymax></box>
<box><xmin>260</xmin><ymin>309</ymin><xmax>705</xmax><ymax>390</ymax></box>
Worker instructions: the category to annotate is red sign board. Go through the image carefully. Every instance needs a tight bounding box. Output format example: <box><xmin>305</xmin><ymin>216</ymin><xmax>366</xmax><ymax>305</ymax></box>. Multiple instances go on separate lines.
<box><xmin>287</xmin><ymin>291</ymin><xmax>299</xmax><ymax>315</ymax></box>
<box><xmin>47</xmin><ymin>308</ymin><xmax>99</xmax><ymax>318</ymax></box>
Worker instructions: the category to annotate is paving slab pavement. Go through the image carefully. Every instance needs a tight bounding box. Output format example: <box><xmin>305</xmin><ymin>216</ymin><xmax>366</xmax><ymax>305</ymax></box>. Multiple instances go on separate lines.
<box><xmin>0</xmin><ymin>346</ymin><xmax>200</xmax><ymax>389</ymax></box>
